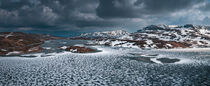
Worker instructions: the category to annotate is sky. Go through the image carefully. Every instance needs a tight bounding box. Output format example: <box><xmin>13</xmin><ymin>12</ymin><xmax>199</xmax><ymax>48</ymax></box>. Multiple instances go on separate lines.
<box><xmin>0</xmin><ymin>0</ymin><xmax>210</xmax><ymax>36</ymax></box>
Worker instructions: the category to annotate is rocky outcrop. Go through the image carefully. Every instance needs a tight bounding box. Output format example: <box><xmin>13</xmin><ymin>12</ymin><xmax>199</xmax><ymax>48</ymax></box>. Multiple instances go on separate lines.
<box><xmin>61</xmin><ymin>46</ymin><xmax>98</xmax><ymax>53</ymax></box>
<box><xmin>0</xmin><ymin>32</ymin><xmax>61</xmax><ymax>56</ymax></box>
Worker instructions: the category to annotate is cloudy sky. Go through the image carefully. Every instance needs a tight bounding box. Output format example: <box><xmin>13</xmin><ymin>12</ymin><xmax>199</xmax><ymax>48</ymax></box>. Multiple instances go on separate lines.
<box><xmin>0</xmin><ymin>0</ymin><xmax>210</xmax><ymax>36</ymax></box>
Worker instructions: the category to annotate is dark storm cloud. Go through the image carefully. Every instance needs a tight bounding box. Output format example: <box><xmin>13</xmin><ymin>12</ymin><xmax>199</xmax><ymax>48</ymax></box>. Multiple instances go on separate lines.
<box><xmin>199</xmin><ymin>2</ymin><xmax>210</xmax><ymax>11</ymax></box>
<box><xmin>96</xmin><ymin>0</ymin><xmax>204</xmax><ymax>18</ymax></box>
<box><xmin>0</xmin><ymin>0</ymin><xmax>210</xmax><ymax>33</ymax></box>
<box><xmin>0</xmin><ymin>0</ymin><xmax>99</xmax><ymax>28</ymax></box>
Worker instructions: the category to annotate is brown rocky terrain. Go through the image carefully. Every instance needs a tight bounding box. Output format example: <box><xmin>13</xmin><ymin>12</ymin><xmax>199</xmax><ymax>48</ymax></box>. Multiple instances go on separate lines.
<box><xmin>87</xmin><ymin>38</ymin><xmax>191</xmax><ymax>49</ymax></box>
<box><xmin>0</xmin><ymin>32</ymin><xmax>62</xmax><ymax>56</ymax></box>
<box><xmin>63</xmin><ymin>46</ymin><xmax>98</xmax><ymax>53</ymax></box>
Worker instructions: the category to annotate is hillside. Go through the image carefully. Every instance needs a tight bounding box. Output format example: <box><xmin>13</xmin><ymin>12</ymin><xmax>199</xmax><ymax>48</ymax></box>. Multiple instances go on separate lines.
<box><xmin>75</xmin><ymin>24</ymin><xmax>210</xmax><ymax>49</ymax></box>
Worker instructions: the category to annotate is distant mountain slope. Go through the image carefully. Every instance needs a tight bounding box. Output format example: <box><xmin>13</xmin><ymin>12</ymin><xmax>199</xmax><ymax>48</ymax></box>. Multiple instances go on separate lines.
<box><xmin>75</xmin><ymin>24</ymin><xmax>210</xmax><ymax>49</ymax></box>
<box><xmin>78</xmin><ymin>30</ymin><xmax>132</xmax><ymax>39</ymax></box>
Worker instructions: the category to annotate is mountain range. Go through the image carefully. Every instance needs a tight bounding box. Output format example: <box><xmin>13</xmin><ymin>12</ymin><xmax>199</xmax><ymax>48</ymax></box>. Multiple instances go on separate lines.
<box><xmin>76</xmin><ymin>24</ymin><xmax>210</xmax><ymax>49</ymax></box>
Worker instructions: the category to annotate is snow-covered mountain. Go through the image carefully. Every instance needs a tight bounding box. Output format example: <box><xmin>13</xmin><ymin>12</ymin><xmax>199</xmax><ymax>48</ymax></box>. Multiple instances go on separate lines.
<box><xmin>133</xmin><ymin>24</ymin><xmax>210</xmax><ymax>47</ymax></box>
<box><xmin>75</xmin><ymin>24</ymin><xmax>210</xmax><ymax>49</ymax></box>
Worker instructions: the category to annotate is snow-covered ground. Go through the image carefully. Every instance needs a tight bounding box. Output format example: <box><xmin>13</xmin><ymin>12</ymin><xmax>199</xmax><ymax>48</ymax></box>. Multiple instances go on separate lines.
<box><xmin>0</xmin><ymin>40</ymin><xmax>210</xmax><ymax>85</ymax></box>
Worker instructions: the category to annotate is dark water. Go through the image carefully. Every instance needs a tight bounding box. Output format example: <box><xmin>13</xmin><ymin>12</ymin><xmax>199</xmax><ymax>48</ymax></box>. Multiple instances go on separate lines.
<box><xmin>0</xmin><ymin>40</ymin><xmax>210</xmax><ymax>86</ymax></box>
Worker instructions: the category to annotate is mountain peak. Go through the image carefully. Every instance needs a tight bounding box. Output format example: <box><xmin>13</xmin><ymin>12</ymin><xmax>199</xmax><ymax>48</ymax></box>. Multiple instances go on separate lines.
<box><xmin>137</xmin><ymin>24</ymin><xmax>170</xmax><ymax>32</ymax></box>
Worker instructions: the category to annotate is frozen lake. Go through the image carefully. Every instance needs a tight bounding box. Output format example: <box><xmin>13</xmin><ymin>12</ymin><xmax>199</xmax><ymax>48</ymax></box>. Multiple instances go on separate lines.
<box><xmin>0</xmin><ymin>40</ymin><xmax>210</xmax><ymax>85</ymax></box>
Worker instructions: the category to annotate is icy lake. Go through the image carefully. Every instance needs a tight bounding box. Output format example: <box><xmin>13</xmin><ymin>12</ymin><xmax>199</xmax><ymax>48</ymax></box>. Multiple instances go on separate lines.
<box><xmin>0</xmin><ymin>40</ymin><xmax>210</xmax><ymax>85</ymax></box>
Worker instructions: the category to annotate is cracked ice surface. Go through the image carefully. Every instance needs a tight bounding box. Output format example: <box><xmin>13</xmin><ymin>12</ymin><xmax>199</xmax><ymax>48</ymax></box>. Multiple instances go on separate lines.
<box><xmin>0</xmin><ymin>46</ymin><xmax>210</xmax><ymax>85</ymax></box>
